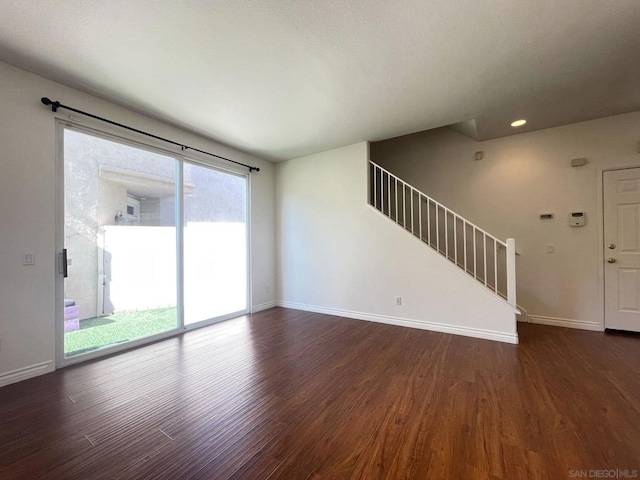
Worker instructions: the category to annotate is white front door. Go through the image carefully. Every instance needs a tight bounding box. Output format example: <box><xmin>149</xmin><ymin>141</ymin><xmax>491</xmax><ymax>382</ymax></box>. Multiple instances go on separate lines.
<box><xmin>604</xmin><ymin>168</ymin><xmax>640</xmax><ymax>332</ymax></box>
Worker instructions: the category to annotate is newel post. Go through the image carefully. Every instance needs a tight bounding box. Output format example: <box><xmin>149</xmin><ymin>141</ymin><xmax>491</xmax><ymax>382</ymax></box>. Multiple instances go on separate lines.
<box><xmin>506</xmin><ymin>238</ymin><xmax>517</xmax><ymax>308</ymax></box>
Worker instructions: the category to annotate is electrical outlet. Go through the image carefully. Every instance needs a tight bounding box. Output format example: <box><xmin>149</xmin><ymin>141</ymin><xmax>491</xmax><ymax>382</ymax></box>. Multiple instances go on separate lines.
<box><xmin>265</xmin><ymin>286</ymin><xmax>270</xmax><ymax>295</ymax></box>
<box><xmin>546</xmin><ymin>244</ymin><xmax>555</xmax><ymax>254</ymax></box>
<box><xmin>23</xmin><ymin>253</ymin><xmax>35</xmax><ymax>265</ymax></box>
<box><xmin>395</xmin><ymin>296</ymin><xmax>402</xmax><ymax>306</ymax></box>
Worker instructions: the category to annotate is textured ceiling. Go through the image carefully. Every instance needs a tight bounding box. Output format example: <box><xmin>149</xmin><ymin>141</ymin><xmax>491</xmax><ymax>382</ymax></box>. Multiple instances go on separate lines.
<box><xmin>0</xmin><ymin>0</ymin><xmax>639</xmax><ymax>161</ymax></box>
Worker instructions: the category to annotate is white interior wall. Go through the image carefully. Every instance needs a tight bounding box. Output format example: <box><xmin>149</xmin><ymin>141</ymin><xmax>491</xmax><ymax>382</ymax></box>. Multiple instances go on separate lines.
<box><xmin>0</xmin><ymin>61</ymin><xmax>275</xmax><ymax>384</ymax></box>
<box><xmin>371</xmin><ymin>112</ymin><xmax>640</xmax><ymax>329</ymax></box>
<box><xmin>276</xmin><ymin>142</ymin><xmax>518</xmax><ymax>344</ymax></box>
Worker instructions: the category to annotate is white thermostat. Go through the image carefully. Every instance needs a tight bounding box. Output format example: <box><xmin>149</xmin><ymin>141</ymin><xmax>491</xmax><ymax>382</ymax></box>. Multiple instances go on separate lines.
<box><xmin>570</xmin><ymin>212</ymin><xmax>586</xmax><ymax>227</ymax></box>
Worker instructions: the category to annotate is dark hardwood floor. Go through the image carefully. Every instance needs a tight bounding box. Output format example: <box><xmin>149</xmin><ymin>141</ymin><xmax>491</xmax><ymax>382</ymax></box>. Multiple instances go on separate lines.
<box><xmin>1</xmin><ymin>308</ymin><xmax>639</xmax><ymax>479</ymax></box>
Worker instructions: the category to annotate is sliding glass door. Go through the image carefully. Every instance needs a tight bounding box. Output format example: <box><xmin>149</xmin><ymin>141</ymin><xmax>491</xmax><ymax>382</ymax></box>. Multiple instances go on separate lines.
<box><xmin>183</xmin><ymin>163</ymin><xmax>247</xmax><ymax>325</ymax></box>
<box><xmin>59</xmin><ymin>126</ymin><xmax>249</xmax><ymax>363</ymax></box>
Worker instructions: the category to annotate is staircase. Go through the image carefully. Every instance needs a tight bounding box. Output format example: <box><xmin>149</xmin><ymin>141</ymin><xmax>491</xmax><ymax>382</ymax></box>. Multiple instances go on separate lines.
<box><xmin>369</xmin><ymin>161</ymin><xmax>516</xmax><ymax>308</ymax></box>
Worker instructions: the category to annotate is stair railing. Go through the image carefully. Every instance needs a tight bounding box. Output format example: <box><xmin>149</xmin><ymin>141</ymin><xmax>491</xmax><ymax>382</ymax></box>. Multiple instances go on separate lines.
<box><xmin>369</xmin><ymin>160</ymin><xmax>516</xmax><ymax>308</ymax></box>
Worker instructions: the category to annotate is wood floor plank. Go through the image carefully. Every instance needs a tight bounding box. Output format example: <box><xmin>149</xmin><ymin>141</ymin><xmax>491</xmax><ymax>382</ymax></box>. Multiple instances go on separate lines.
<box><xmin>1</xmin><ymin>309</ymin><xmax>639</xmax><ymax>479</ymax></box>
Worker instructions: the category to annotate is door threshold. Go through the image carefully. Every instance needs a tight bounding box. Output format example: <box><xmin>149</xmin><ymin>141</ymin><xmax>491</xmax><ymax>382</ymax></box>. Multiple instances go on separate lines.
<box><xmin>604</xmin><ymin>328</ymin><xmax>640</xmax><ymax>336</ymax></box>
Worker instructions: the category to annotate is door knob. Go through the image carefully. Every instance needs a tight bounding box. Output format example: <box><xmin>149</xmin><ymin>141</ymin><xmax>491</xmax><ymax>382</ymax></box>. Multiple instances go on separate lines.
<box><xmin>607</xmin><ymin>258</ymin><xmax>617</xmax><ymax>263</ymax></box>
<box><xmin>608</xmin><ymin>243</ymin><xmax>616</xmax><ymax>249</ymax></box>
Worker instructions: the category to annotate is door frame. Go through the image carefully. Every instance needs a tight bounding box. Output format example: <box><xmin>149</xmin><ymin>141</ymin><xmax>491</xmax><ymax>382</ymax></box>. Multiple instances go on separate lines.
<box><xmin>55</xmin><ymin>119</ymin><xmax>252</xmax><ymax>368</ymax></box>
<box><xmin>599</xmin><ymin>165</ymin><xmax>640</xmax><ymax>331</ymax></box>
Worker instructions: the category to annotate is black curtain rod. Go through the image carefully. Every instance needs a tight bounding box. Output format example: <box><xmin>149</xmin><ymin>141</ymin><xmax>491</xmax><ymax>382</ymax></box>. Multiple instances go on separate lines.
<box><xmin>40</xmin><ymin>97</ymin><xmax>260</xmax><ymax>172</ymax></box>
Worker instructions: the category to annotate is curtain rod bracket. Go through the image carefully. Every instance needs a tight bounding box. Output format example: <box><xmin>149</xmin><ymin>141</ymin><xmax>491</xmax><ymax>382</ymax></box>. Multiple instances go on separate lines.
<box><xmin>41</xmin><ymin>97</ymin><xmax>60</xmax><ymax>112</ymax></box>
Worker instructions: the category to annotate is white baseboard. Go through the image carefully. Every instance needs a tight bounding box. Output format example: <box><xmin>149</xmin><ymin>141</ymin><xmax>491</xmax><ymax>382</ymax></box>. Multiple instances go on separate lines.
<box><xmin>251</xmin><ymin>301</ymin><xmax>277</xmax><ymax>313</ymax></box>
<box><xmin>277</xmin><ymin>301</ymin><xmax>518</xmax><ymax>344</ymax></box>
<box><xmin>0</xmin><ymin>361</ymin><xmax>53</xmax><ymax>388</ymax></box>
<box><xmin>528</xmin><ymin>315</ymin><xmax>602</xmax><ymax>331</ymax></box>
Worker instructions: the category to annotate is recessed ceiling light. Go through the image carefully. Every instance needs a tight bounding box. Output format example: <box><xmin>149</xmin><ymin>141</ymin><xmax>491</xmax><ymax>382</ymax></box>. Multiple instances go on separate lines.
<box><xmin>511</xmin><ymin>119</ymin><xmax>527</xmax><ymax>127</ymax></box>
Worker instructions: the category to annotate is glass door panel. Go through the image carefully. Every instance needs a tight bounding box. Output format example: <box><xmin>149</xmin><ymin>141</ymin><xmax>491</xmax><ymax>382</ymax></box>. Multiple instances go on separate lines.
<box><xmin>183</xmin><ymin>163</ymin><xmax>248</xmax><ymax>325</ymax></box>
<box><xmin>63</xmin><ymin>128</ymin><xmax>178</xmax><ymax>358</ymax></box>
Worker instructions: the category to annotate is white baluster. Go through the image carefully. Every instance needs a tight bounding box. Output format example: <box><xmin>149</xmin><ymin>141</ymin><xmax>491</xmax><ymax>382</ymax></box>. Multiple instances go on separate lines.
<box><xmin>473</xmin><ymin>227</ymin><xmax>477</xmax><ymax>279</ymax></box>
<box><xmin>436</xmin><ymin>206</ymin><xmax>440</xmax><ymax>253</ymax></box>
<box><xmin>426</xmin><ymin>199</ymin><xmax>431</xmax><ymax>246</ymax></box>
<box><xmin>402</xmin><ymin>184</ymin><xmax>406</xmax><ymax>229</ymax></box>
<box><xmin>410</xmin><ymin>188</ymin><xmax>414</xmax><ymax>235</ymax></box>
<box><xmin>387</xmin><ymin>173</ymin><xmax>391</xmax><ymax>217</ymax></box>
<box><xmin>445</xmin><ymin>210</ymin><xmax>449</xmax><ymax>259</ymax></box>
<box><xmin>494</xmin><ymin>239</ymin><xmax>498</xmax><ymax>293</ymax></box>
<box><xmin>483</xmin><ymin>233</ymin><xmax>487</xmax><ymax>286</ymax></box>
<box><xmin>418</xmin><ymin>194</ymin><xmax>422</xmax><ymax>240</ymax></box>
<box><xmin>463</xmin><ymin>221</ymin><xmax>467</xmax><ymax>272</ymax></box>
<box><xmin>454</xmin><ymin>215</ymin><xmax>458</xmax><ymax>265</ymax></box>
<box><xmin>372</xmin><ymin>165</ymin><xmax>377</xmax><ymax>208</ymax></box>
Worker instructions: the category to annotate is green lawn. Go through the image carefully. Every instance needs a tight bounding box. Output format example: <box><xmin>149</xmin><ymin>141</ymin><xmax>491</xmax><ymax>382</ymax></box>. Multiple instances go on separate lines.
<box><xmin>64</xmin><ymin>307</ymin><xmax>177</xmax><ymax>357</ymax></box>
